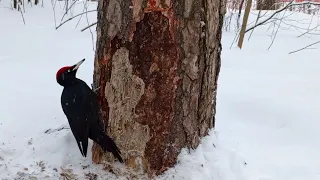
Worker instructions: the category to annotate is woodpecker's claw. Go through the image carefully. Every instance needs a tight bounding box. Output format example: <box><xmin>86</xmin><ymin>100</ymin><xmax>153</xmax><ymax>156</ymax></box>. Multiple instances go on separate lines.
<box><xmin>93</xmin><ymin>86</ymin><xmax>100</xmax><ymax>92</ymax></box>
<box><xmin>91</xmin><ymin>83</ymin><xmax>100</xmax><ymax>93</ymax></box>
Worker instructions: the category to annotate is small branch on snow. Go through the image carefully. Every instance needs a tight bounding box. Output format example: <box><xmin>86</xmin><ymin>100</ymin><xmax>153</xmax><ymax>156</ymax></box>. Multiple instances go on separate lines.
<box><xmin>44</xmin><ymin>126</ymin><xmax>70</xmax><ymax>134</ymax></box>
<box><xmin>289</xmin><ymin>40</ymin><xmax>320</xmax><ymax>54</ymax></box>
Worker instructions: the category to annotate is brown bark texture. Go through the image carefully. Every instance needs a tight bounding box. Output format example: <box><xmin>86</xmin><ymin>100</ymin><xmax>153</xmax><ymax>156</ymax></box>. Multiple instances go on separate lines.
<box><xmin>92</xmin><ymin>0</ymin><xmax>226</xmax><ymax>176</ymax></box>
<box><xmin>257</xmin><ymin>0</ymin><xmax>276</xmax><ymax>10</ymax></box>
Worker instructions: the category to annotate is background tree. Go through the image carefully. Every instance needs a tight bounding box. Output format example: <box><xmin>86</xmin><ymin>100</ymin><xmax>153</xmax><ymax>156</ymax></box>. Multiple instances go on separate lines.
<box><xmin>92</xmin><ymin>0</ymin><xmax>226</xmax><ymax>177</ymax></box>
<box><xmin>13</xmin><ymin>0</ymin><xmax>18</xmax><ymax>9</ymax></box>
<box><xmin>257</xmin><ymin>0</ymin><xmax>276</xmax><ymax>10</ymax></box>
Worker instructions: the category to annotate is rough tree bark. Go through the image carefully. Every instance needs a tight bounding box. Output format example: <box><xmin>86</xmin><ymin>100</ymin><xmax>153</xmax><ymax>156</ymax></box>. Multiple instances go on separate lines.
<box><xmin>92</xmin><ymin>0</ymin><xmax>226</xmax><ymax>177</ymax></box>
<box><xmin>257</xmin><ymin>0</ymin><xmax>276</xmax><ymax>10</ymax></box>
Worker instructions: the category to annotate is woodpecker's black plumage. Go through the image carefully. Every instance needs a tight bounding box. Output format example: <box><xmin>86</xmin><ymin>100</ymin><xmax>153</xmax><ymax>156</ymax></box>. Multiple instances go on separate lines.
<box><xmin>56</xmin><ymin>59</ymin><xmax>123</xmax><ymax>163</ymax></box>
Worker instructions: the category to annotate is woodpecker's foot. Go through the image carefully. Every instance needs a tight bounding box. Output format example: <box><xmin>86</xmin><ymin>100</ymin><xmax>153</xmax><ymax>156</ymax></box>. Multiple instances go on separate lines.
<box><xmin>91</xmin><ymin>83</ymin><xmax>101</xmax><ymax>93</ymax></box>
<box><xmin>93</xmin><ymin>86</ymin><xmax>101</xmax><ymax>93</ymax></box>
<box><xmin>91</xmin><ymin>83</ymin><xmax>98</xmax><ymax>90</ymax></box>
<box><xmin>44</xmin><ymin>125</ymin><xmax>70</xmax><ymax>134</ymax></box>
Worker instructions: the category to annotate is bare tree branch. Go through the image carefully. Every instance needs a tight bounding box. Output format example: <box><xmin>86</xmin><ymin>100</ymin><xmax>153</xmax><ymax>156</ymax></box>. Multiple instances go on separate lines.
<box><xmin>268</xmin><ymin>8</ymin><xmax>287</xmax><ymax>50</ymax></box>
<box><xmin>60</xmin><ymin>0</ymin><xmax>79</xmax><ymax>22</ymax></box>
<box><xmin>245</xmin><ymin>0</ymin><xmax>295</xmax><ymax>33</ymax></box>
<box><xmin>271</xmin><ymin>18</ymin><xmax>320</xmax><ymax>35</ymax></box>
<box><xmin>81</xmin><ymin>22</ymin><xmax>97</xmax><ymax>32</ymax></box>
<box><xmin>55</xmin><ymin>9</ymin><xmax>97</xmax><ymax>29</ymax></box>
<box><xmin>248</xmin><ymin>10</ymin><xmax>261</xmax><ymax>41</ymax></box>
<box><xmin>18</xmin><ymin>3</ymin><xmax>25</xmax><ymax>25</ymax></box>
<box><xmin>245</xmin><ymin>1</ymin><xmax>320</xmax><ymax>34</ymax></box>
<box><xmin>297</xmin><ymin>24</ymin><xmax>320</xmax><ymax>38</ymax></box>
<box><xmin>75</xmin><ymin>2</ymin><xmax>86</xmax><ymax>29</ymax></box>
<box><xmin>83</xmin><ymin>1</ymin><xmax>95</xmax><ymax>51</ymax></box>
<box><xmin>51</xmin><ymin>0</ymin><xmax>58</xmax><ymax>28</ymax></box>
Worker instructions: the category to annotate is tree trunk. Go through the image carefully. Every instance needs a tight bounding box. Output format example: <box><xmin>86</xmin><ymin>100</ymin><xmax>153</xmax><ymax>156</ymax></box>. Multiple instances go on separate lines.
<box><xmin>257</xmin><ymin>0</ymin><xmax>276</xmax><ymax>10</ymax></box>
<box><xmin>238</xmin><ymin>0</ymin><xmax>252</xmax><ymax>49</ymax></box>
<box><xmin>13</xmin><ymin>0</ymin><xmax>17</xmax><ymax>9</ymax></box>
<box><xmin>92</xmin><ymin>0</ymin><xmax>226</xmax><ymax>177</ymax></box>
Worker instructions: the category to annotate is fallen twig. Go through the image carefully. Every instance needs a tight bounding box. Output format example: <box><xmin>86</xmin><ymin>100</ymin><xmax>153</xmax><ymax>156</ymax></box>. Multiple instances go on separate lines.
<box><xmin>289</xmin><ymin>40</ymin><xmax>320</xmax><ymax>54</ymax></box>
<box><xmin>44</xmin><ymin>125</ymin><xmax>70</xmax><ymax>134</ymax></box>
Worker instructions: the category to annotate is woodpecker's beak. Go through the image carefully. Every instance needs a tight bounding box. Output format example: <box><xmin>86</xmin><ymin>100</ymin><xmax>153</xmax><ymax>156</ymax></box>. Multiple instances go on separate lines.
<box><xmin>72</xmin><ymin>59</ymin><xmax>85</xmax><ymax>71</ymax></box>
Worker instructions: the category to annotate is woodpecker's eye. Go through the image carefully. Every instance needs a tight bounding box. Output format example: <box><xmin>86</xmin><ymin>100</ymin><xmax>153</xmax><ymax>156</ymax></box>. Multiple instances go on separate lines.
<box><xmin>67</xmin><ymin>69</ymin><xmax>71</xmax><ymax>73</ymax></box>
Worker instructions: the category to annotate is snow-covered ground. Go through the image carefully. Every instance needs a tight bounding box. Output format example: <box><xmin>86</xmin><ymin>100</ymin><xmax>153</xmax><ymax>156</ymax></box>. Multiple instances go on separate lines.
<box><xmin>0</xmin><ymin>1</ymin><xmax>319</xmax><ymax>179</ymax></box>
<box><xmin>217</xmin><ymin>10</ymin><xmax>320</xmax><ymax>180</ymax></box>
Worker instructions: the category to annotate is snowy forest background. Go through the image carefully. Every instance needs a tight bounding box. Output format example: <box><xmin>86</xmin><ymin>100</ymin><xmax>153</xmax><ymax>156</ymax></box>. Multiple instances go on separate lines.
<box><xmin>0</xmin><ymin>0</ymin><xmax>319</xmax><ymax>179</ymax></box>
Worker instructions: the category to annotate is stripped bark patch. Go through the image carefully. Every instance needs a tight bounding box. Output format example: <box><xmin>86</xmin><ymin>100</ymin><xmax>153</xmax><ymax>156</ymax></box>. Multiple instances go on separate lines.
<box><xmin>103</xmin><ymin>47</ymin><xmax>151</xmax><ymax>171</ymax></box>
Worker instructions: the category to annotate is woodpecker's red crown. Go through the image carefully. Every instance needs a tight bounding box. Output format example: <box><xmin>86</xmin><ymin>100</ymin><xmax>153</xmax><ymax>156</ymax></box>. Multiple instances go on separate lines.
<box><xmin>56</xmin><ymin>59</ymin><xmax>85</xmax><ymax>80</ymax></box>
<box><xmin>56</xmin><ymin>66</ymin><xmax>72</xmax><ymax>80</ymax></box>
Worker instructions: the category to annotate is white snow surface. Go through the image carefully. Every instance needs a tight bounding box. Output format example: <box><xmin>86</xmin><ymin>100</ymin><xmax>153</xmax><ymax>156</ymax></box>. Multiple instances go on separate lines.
<box><xmin>0</xmin><ymin>1</ymin><xmax>319</xmax><ymax>179</ymax></box>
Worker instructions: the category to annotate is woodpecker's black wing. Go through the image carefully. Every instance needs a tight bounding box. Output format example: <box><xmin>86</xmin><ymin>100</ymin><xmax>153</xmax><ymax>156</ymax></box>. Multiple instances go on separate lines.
<box><xmin>61</xmin><ymin>80</ymin><xmax>123</xmax><ymax>162</ymax></box>
<box><xmin>86</xmin><ymin>85</ymin><xmax>102</xmax><ymax>127</ymax></box>
<box><xmin>61</xmin><ymin>82</ymin><xmax>91</xmax><ymax>157</ymax></box>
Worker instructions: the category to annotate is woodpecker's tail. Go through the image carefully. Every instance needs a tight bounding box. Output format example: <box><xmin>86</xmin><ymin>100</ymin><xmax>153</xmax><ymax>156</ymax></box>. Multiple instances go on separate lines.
<box><xmin>90</xmin><ymin>128</ymin><xmax>123</xmax><ymax>163</ymax></box>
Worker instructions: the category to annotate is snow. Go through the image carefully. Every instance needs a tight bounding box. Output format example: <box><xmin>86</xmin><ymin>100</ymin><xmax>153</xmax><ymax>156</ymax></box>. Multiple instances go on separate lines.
<box><xmin>218</xmin><ymin>11</ymin><xmax>320</xmax><ymax>180</ymax></box>
<box><xmin>159</xmin><ymin>131</ymin><xmax>249</xmax><ymax>180</ymax></box>
<box><xmin>0</xmin><ymin>1</ymin><xmax>319</xmax><ymax>180</ymax></box>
